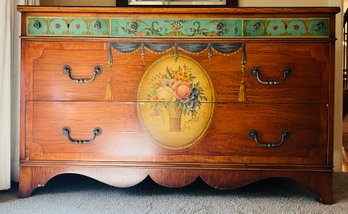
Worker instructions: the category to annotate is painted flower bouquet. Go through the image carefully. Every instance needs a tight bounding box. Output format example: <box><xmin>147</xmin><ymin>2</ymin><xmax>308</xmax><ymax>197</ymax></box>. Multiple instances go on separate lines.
<box><xmin>147</xmin><ymin>64</ymin><xmax>208</xmax><ymax>131</ymax></box>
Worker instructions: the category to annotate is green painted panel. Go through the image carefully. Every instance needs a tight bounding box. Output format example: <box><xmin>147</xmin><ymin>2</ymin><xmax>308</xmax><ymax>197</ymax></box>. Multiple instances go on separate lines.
<box><xmin>27</xmin><ymin>18</ymin><xmax>48</xmax><ymax>35</ymax></box>
<box><xmin>308</xmin><ymin>19</ymin><xmax>329</xmax><ymax>36</ymax></box>
<box><xmin>26</xmin><ymin>17</ymin><xmax>330</xmax><ymax>38</ymax></box>
<box><xmin>243</xmin><ymin>18</ymin><xmax>329</xmax><ymax>37</ymax></box>
<box><xmin>110</xmin><ymin>18</ymin><xmax>243</xmax><ymax>38</ymax></box>
<box><xmin>26</xmin><ymin>17</ymin><xmax>110</xmax><ymax>37</ymax></box>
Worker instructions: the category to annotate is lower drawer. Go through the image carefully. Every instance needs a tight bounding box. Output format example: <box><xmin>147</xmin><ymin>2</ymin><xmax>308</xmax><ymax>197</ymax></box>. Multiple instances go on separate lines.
<box><xmin>25</xmin><ymin>101</ymin><xmax>328</xmax><ymax>165</ymax></box>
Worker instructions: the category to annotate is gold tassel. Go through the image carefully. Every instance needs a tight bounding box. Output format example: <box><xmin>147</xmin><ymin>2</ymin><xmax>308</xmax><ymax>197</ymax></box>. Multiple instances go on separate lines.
<box><xmin>105</xmin><ymin>80</ymin><xmax>113</xmax><ymax>101</ymax></box>
<box><xmin>238</xmin><ymin>60</ymin><xmax>247</xmax><ymax>102</ymax></box>
<box><xmin>173</xmin><ymin>43</ymin><xmax>179</xmax><ymax>62</ymax></box>
<box><xmin>208</xmin><ymin>44</ymin><xmax>212</xmax><ymax>60</ymax></box>
<box><xmin>141</xmin><ymin>43</ymin><xmax>145</xmax><ymax>61</ymax></box>
<box><xmin>238</xmin><ymin>81</ymin><xmax>246</xmax><ymax>102</ymax></box>
<box><xmin>108</xmin><ymin>61</ymin><xmax>113</xmax><ymax>71</ymax></box>
<box><xmin>108</xmin><ymin>43</ymin><xmax>113</xmax><ymax>71</ymax></box>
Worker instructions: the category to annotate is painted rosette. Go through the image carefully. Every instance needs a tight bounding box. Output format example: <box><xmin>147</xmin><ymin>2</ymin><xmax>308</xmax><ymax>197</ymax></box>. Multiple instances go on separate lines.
<box><xmin>287</xmin><ymin>20</ymin><xmax>307</xmax><ymax>37</ymax></box>
<box><xmin>266</xmin><ymin>20</ymin><xmax>286</xmax><ymax>36</ymax></box>
<box><xmin>137</xmin><ymin>55</ymin><xmax>215</xmax><ymax>149</ymax></box>
<box><xmin>69</xmin><ymin>19</ymin><xmax>88</xmax><ymax>35</ymax></box>
<box><xmin>49</xmin><ymin>19</ymin><xmax>68</xmax><ymax>35</ymax></box>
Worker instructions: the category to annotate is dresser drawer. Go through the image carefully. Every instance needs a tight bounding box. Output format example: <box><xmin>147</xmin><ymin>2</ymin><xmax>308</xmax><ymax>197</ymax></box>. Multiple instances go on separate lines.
<box><xmin>30</xmin><ymin>42</ymin><xmax>110</xmax><ymax>101</ymax></box>
<box><xmin>28</xmin><ymin>41</ymin><xmax>329</xmax><ymax>103</ymax></box>
<box><xmin>199</xmin><ymin>103</ymin><xmax>327</xmax><ymax>165</ymax></box>
<box><xmin>202</xmin><ymin>42</ymin><xmax>329</xmax><ymax>103</ymax></box>
<box><xmin>26</xmin><ymin>101</ymin><xmax>153</xmax><ymax>161</ymax></box>
<box><xmin>26</xmin><ymin>101</ymin><xmax>327</xmax><ymax>164</ymax></box>
<box><xmin>243</xmin><ymin>43</ymin><xmax>330</xmax><ymax>103</ymax></box>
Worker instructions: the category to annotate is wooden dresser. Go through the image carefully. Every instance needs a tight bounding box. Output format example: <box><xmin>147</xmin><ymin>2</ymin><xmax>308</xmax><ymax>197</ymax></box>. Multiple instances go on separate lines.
<box><xmin>17</xmin><ymin>6</ymin><xmax>339</xmax><ymax>203</ymax></box>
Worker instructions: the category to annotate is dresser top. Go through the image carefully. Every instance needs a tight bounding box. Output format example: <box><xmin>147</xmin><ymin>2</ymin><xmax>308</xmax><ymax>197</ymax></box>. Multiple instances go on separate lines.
<box><xmin>17</xmin><ymin>6</ymin><xmax>340</xmax><ymax>15</ymax></box>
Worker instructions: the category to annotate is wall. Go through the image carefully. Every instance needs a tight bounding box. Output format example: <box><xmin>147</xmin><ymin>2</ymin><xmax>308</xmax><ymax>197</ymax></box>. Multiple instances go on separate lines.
<box><xmin>38</xmin><ymin>0</ymin><xmax>344</xmax><ymax>171</ymax></box>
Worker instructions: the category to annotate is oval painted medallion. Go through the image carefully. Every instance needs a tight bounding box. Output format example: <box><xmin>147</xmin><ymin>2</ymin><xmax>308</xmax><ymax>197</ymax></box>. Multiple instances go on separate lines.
<box><xmin>137</xmin><ymin>55</ymin><xmax>215</xmax><ymax>149</ymax></box>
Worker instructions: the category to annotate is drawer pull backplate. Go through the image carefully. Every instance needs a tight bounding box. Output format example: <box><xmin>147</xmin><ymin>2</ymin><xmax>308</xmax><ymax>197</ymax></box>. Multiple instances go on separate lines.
<box><xmin>62</xmin><ymin>127</ymin><xmax>102</xmax><ymax>145</ymax></box>
<box><xmin>62</xmin><ymin>65</ymin><xmax>103</xmax><ymax>83</ymax></box>
<box><xmin>251</xmin><ymin>67</ymin><xmax>291</xmax><ymax>85</ymax></box>
<box><xmin>248</xmin><ymin>129</ymin><xmax>289</xmax><ymax>148</ymax></box>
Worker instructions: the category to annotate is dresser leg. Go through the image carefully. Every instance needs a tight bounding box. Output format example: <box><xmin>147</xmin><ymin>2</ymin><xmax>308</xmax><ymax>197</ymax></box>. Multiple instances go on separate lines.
<box><xmin>293</xmin><ymin>172</ymin><xmax>334</xmax><ymax>204</ymax></box>
<box><xmin>18</xmin><ymin>166</ymin><xmax>53</xmax><ymax>198</ymax></box>
<box><xmin>18</xmin><ymin>166</ymin><xmax>35</xmax><ymax>198</ymax></box>
<box><xmin>307</xmin><ymin>172</ymin><xmax>334</xmax><ymax>205</ymax></box>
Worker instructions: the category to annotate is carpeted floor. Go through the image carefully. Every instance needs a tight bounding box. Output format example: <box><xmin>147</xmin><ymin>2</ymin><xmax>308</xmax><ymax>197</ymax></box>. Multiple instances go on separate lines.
<box><xmin>1</xmin><ymin>173</ymin><xmax>348</xmax><ymax>214</ymax></box>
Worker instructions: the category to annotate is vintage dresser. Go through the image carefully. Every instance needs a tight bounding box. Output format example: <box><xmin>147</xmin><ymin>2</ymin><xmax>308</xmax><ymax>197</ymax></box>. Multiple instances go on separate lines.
<box><xmin>17</xmin><ymin>6</ymin><xmax>339</xmax><ymax>203</ymax></box>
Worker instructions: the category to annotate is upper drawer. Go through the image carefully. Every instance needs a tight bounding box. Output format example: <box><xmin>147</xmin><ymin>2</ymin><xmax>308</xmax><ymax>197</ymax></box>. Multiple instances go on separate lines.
<box><xmin>27</xmin><ymin>41</ymin><xmax>330</xmax><ymax>103</ymax></box>
<box><xmin>29</xmin><ymin>42</ymin><xmax>110</xmax><ymax>101</ymax></box>
<box><xmin>26</xmin><ymin>17</ymin><xmax>330</xmax><ymax>38</ymax></box>
<box><xmin>242</xmin><ymin>43</ymin><xmax>330</xmax><ymax>103</ymax></box>
<box><xmin>27</xmin><ymin>17</ymin><xmax>110</xmax><ymax>37</ymax></box>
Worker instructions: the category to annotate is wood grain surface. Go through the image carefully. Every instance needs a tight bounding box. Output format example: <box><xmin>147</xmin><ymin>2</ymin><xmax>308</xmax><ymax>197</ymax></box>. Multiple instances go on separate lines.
<box><xmin>26</xmin><ymin>101</ymin><xmax>327</xmax><ymax>165</ymax></box>
<box><xmin>27</xmin><ymin>41</ymin><xmax>330</xmax><ymax>103</ymax></box>
<box><xmin>18</xmin><ymin>6</ymin><xmax>337</xmax><ymax>203</ymax></box>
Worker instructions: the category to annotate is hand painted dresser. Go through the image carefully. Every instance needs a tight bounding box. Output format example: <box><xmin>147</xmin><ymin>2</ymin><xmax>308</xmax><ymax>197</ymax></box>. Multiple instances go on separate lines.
<box><xmin>17</xmin><ymin>6</ymin><xmax>339</xmax><ymax>203</ymax></box>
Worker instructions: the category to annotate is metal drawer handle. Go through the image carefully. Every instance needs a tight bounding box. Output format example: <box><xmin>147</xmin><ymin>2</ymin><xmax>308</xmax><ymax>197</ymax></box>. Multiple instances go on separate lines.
<box><xmin>33</xmin><ymin>20</ymin><xmax>41</xmax><ymax>29</ymax></box>
<box><xmin>94</xmin><ymin>21</ymin><xmax>102</xmax><ymax>30</ymax></box>
<box><xmin>315</xmin><ymin>22</ymin><xmax>324</xmax><ymax>31</ymax></box>
<box><xmin>62</xmin><ymin>65</ymin><xmax>102</xmax><ymax>83</ymax></box>
<box><xmin>248</xmin><ymin>129</ymin><xmax>289</xmax><ymax>148</ymax></box>
<box><xmin>251</xmin><ymin>67</ymin><xmax>291</xmax><ymax>85</ymax></box>
<box><xmin>62</xmin><ymin>127</ymin><xmax>102</xmax><ymax>145</ymax></box>
<box><xmin>252</xmin><ymin>22</ymin><xmax>261</xmax><ymax>31</ymax></box>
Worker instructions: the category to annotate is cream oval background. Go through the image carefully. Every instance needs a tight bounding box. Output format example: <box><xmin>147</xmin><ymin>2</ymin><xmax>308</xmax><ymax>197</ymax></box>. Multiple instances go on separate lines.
<box><xmin>137</xmin><ymin>55</ymin><xmax>215</xmax><ymax>149</ymax></box>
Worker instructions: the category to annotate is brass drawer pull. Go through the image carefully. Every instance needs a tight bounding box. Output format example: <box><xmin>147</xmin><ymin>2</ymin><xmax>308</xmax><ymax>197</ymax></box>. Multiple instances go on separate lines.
<box><xmin>62</xmin><ymin>65</ymin><xmax>103</xmax><ymax>83</ymax></box>
<box><xmin>62</xmin><ymin>127</ymin><xmax>102</xmax><ymax>145</ymax></box>
<box><xmin>33</xmin><ymin>20</ymin><xmax>42</xmax><ymax>29</ymax></box>
<box><xmin>251</xmin><ymin>67</ymin><xmax>291</xmax><ymax>85</ymax></box>
<box><xmin>315</xmin><ymin>22</ymin><xmax>324</xmax><ymax>31</ymax></box>
<box><xmin>248</xmin><ymin>129</ymin><xmax>289</xmax><ymax>148</ymax></box>
<box><xmin>252</xmin><ymin>22</ymin><xmax>261</xmax><ymax>31</ymax></box>
<box><xmin>94</xmin><ymin>21</ymin><xmax>102</xmax><ymax>30</ymax></box>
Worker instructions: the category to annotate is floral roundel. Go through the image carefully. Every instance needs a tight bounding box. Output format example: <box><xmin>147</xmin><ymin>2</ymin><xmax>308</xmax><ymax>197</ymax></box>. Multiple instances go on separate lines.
<box><xmin>137</xmin><ymin>55</ymin><xmax>215</xmax><ymax>149</ymax></box>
